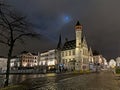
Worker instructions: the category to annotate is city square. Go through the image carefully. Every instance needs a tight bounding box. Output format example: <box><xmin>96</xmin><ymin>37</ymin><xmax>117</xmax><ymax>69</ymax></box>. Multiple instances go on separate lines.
<box><xmin>0</xmin><ymin>0</ymin><xmax>120</xmax><ymax>90</ymax></box>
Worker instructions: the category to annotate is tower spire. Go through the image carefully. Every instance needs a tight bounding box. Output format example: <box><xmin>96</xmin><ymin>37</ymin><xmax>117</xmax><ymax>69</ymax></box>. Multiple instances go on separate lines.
<box><xmin>75</xmin><ymin>21</ymin><xmax>82</xmax><ymax>30</ymax></box>
<box><xmin>76</xmin><ymin>21</ymin><xmax>81</xmax><ymax>26</ymax></box>
<box><xmin>57</xmin><ymin>34</ymin><xmax>62</xmax><ymax>50</ymax></box>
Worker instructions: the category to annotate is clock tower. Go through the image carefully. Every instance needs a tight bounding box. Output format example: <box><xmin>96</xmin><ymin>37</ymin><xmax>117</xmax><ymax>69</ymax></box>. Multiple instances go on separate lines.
<box><xmin>75</xmin><ymin>21</ymin><xmax>83</xmax><ymax>71</ymax></box>
<box><xmin>75</xmin><ymin>21</ymin><xmax>82</xmax><ymax>48</ymax></box>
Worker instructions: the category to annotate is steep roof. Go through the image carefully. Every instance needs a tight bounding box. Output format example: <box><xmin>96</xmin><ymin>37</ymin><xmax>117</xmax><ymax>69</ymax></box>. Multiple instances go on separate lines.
<box><xmin>31</xmin><ymin>53</ymin><xmax>38</xmax><ymax>55</ymax></box>
<box><xmin>62</xmin><ymin>40</ymin><xmax>76</xmax><ymax>50</ymax></box>
<box><xmin>21</xmin><ymin>51</ymin><xmax>28</xmax><ymax>54</ymax></box>
<box><xmin>88</xmin><ymin>47</ymin><xmax>93</xmax><ymax>56</ymax></box>
<box><xmin>62</xmin><ymin>36</ymin><xmax>85</xmax><ymax>51</ymax></box>
<box><xmin>76</xmin><ymin>21</ymin><xmax>81</xmax><ymax>26</ymax></box>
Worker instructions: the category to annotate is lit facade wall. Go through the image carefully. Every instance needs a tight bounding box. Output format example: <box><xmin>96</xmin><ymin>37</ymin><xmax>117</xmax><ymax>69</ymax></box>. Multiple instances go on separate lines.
<box><xmin>89</xmin><ymin>56</ymin><xmax>94</xmax><ymax>63</ymax></box>
<box><xmin>61</xmin><ymin>42</ymin><xmax>90</xmax><ymax>71</ymax></box>
<box><xmin>0</xmin><ymin>57</ymin><xmax>7</xmax><ymax>71</ymax></box>
<box><xmin>116</xmin><ymin>57</ymin><xmax>120</xmax><ymax>67</ymax></box>
<box><xmin>109</xmin><ymin>59</ymin><xmax>116</xmax><ymax>68</ymax></box>
<box><xmin>39</xmin><ymin>52</ymin><xmax>48</xmax><ymax>66</ymax></box>
<box><xmin>0</xmin><ymin>57</ymin><xmax>20</xmax><ymax>71</ymax></box>
<box><xmin>61</xmin><ymin>49</ymin><xmax>75</xmax><ymax>70</ymax></box>
<box><xmin>40</xmin><ymin>49</ymin><xmax>58</xmax><ymax>70</ymax></box>
<box><xmin>20</xmin><ymin>52</ymin><xmax>38</xmax><ymax>67</ymax></box>
<box><xmin>10</xmin><ymin>58</ymin><xmax>20</xmax><ymax>69</ymax></box>
<box><xmin>93</xmin><ymin>55</ymin><xmax>104</xmax><ymax>64</ymax></box>
<box><xmin>81</xmin><ymin>46</ymin><xmax>89</xmax><ymax>70</ymax></box>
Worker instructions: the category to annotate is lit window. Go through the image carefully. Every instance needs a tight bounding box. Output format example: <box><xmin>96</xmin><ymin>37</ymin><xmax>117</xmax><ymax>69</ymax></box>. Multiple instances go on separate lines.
<box><xmin>72</xmin><ymin>50</ymin><xmax>75</xmax><ymax>55</ymax></box>
<box><xmin>62</xmin><ymin>52</ymin><xmax>64</xmax><ymax>57</ymax></box>
<box><xmin>47</xmin><ymin>60</ymin><xmax>55</xmax><ymax>65</ymax></box>
<box><xmin>66</xmin><ymin>51</ymin><xmax>68</xmax><ymax>56</ymax></box>
<box><xmin>69</xmin><ymin>51</ymin><xmax>71</xmax><ymax>56</ymax></box>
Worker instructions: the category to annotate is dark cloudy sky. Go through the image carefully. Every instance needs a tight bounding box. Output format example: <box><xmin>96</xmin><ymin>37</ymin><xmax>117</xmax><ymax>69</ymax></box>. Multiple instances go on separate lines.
<box><xmin>1</xmin><ymin>0</ymin><xmax>120</xmax><ymax>60</ymax></box>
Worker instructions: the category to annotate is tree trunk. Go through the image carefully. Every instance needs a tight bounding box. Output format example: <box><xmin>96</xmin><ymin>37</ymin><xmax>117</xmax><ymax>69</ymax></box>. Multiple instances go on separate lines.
<box><xmin>4</xmin><ymin>44</ymin><xmax>13</xmax><ymax>87</ymax></box>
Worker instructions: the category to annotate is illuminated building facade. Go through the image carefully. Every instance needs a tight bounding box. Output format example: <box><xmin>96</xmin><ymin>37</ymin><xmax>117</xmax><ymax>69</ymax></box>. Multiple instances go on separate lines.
<box><xmin>39</xmin><ymin>49</ymin><xmax>58</xmax><ymax>71</ymax></box>
<box><xmin>116</xmin><ymin>57</ymin><xmax>120</xmax><ymax>67</ymax></box>
<box><xmin>109</xmin><ymin>59</ymin><xmax>116</xmax><ymax>68</ymax></box>
<box><xmin>10</xmin><ymin>57</ymin><xmax>20</xmax><ymax>70</ymax></box>
<box><xmin>93</xmin><ymin>55</ymin><xmax>104</xmax><ymax>65</ymax></box>
<box><xmin>0</xmin><ymin>56</ymin><xmax>20</xmax><ymax>72</ymax></box>
<box><xmin>39</xmin><ymin>21</ymin><xmax>94</xmax><ymax>71</ymax></box>
<box><xmin>0</xmin><ymin>56</ymin><xmax>7</xmax><ymax>71</ymax></box>
<box><xmin>20</xmin><ymin>51</ymin><xmax>38</xmax><ymax>68</ymax></box>
<box><xmin>60</xmin><ymin>21</ymin><xmax>92</xmax><ymax>71</ymax></box>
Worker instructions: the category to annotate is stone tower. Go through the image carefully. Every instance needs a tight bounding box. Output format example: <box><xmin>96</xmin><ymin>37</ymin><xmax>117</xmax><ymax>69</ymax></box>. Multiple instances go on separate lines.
<box><xmin>75</xmin><ymin>21</ymin><xmax>83</xmax><ymax>71</ymax></box>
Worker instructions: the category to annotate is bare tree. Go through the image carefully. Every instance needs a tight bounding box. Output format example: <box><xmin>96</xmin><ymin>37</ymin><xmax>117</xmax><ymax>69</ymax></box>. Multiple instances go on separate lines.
<box><xmin>0</xmin><ymin>1</ymin><xmax>39</xmax><ymax>86</ymax></box>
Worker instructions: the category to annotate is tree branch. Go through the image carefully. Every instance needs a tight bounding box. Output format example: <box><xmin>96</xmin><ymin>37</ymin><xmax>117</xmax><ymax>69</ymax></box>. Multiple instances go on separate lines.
<box><xmin>0</xmin><ymin>23</ymin><xmax>9</xmax><ymax>29</ymax></box>
<box><xmin>0</xmin><ymin>33</ymin><xmax>9</xmax><ymax>40</ymax></box>
<box><xmin>10</xmin><ymin>16</ymin><xmax>26</xmax><ymax>25</ymax></box>
<box><xmin>13</xmin><ymin>33</ymin><xmax>38</xmax><ymax>43</ymax></box>
<box><xmin>0</xmin><ymin>39</ymin><xmax>9</xmax><ymax>45</ymax></box>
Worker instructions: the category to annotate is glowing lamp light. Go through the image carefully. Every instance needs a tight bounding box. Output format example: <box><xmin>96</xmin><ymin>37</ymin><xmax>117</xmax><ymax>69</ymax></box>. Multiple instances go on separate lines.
<box><xmin>23</xmin><ymin>63</ymin><xmax>27</xmax><ymax>67</ymax></box>
<box><xmin>42</xmin><ymin>61</ymin><xmax>46</xmax><ymax>65</ymax></box>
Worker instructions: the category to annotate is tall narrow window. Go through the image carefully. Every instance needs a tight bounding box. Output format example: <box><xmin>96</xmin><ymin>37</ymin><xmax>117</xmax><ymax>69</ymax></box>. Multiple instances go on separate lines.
<box><xmin>73</xmin><ymin>50</ymin><xmax>75</xmax><ymax>55</ymax></box>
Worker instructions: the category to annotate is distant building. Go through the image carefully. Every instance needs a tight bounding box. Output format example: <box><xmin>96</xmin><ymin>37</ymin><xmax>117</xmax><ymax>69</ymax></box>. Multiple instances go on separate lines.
<box><xmin>0</xmin><ymin>56</ymin><xmax>20</xmax><ymax>72</ymax></box>
<box><xmin>10</xmin><ymin>57</ymin><xmax>20</xmax><ymax>70</ymax></box>
<box><xmin>101</xmin><ymin>57</ymin><xmax>108</xmax><ymax>69</ymax></box>
<box><xmin>109</xmin><ymin>59</ymin><xmax>116</xmax><ymax>68</ymax></box>
<box><xmin>103</xmin><ymin>58</ymin><xmax>108</xmax><ymax>66</ymax></box>
<box><xmin>93</xmin><ymin>55</ymin><xmax>104</xmax><ymax>65</ymax></box>
<box><xmin>116</xmin><ymin>57</ymin><xmax>120</xmax><ymax>67</ymax></box>
<box><xmin>0</xmin><ymin>56</ymin><xmax>7</xmax><ymax>71</ymax></box>
<box><xmin>19</xmin><ymin>51</ymin><xmax>38</xmax><ymax>68</ymax></box>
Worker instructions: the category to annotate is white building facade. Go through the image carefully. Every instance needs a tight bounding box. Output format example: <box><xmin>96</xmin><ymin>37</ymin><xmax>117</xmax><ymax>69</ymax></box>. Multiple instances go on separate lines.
<box><xmin>109</xmin><ymin>59</ymin><xmax>116</xmax><ymax>68</ymax></box>
<box><xmin>61</xmin><ymin>21</ymin><xmax>91</xmax><ymax>71</ymax></box>
<box><xmin>19</xmin><ymin>52</ymin><xmax>38</xmax><ymax>68</ymax></box>
<box><xmin>0</xmin><ymin>57</ymin><xmax>7</xmax><ymax>72</ymax></box>
<box><xmin>39</xmin><ymin>49</ymin><xmax>58</xmax><ymax>71</ymax></box>
<box><xmin>0</xmin><ymin>56</ymin><xmax>20</xmax><ymax>72</ymax></box>
<box><xmin>10</xmin><ymin>57</ymin><xmax>20</xmax><ymax>70</ymax></box>
<box><xmin>116</xmin><ymin>57</ymin><xmax>120</xmax><ymax>67</ymax></box>
<box><xmin>93</xmin><ymin>55</ymin><xmax>104</xmax><ymax>65</ymax></box>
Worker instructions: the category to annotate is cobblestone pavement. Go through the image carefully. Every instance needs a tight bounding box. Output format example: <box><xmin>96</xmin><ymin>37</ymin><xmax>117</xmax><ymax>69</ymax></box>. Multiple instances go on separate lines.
<box><xmin>31</xmin><ymin>71</ymin><xmax>120</xmax><ymax>90</ymax></box>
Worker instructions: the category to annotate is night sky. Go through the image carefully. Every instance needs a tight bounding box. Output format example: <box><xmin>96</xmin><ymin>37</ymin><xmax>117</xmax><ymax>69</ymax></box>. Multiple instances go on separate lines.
<box><xmin>0</xmin><ymin>0</ymin><xmax>120</xmax><ymax>60</ymax></box>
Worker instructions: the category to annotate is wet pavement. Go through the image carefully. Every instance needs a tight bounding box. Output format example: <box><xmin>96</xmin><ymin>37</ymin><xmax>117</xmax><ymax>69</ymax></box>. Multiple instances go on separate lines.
<box><xmin>1</xmin><ymin>71</ymin><xmax>120</xmax><ymax>90</ymax></box>
<box><xmin>21</xmin><ymin>72</ymin><xmax>82</xmax><ymax>90</ymax></box>
<box><xmin>21</xmin><ymin>71</ymin><xmax>120</xmax><ymax>90</ymax></box>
